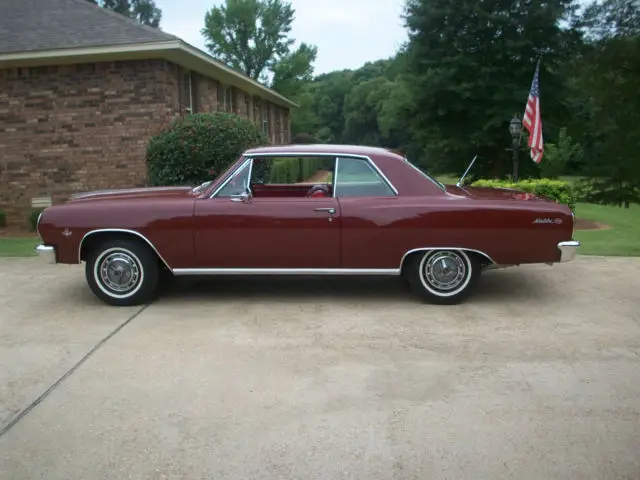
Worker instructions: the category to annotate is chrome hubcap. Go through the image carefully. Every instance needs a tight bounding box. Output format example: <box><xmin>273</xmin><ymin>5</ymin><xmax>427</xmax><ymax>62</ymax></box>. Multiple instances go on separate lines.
<box><xmin>99</xmin><ymin>252</ymin><xmax>140</xmax><ymax>293</ymax></box>
<box><xmin>424</xmin><ymin>252</ymin><xmax>466</xmax><ymax>291</ymax></box>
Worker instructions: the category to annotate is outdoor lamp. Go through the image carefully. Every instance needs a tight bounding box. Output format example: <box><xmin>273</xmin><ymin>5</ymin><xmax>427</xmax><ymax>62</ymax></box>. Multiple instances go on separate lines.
<box><xmin>509</xmin><ymin>114</ymin><xmax>522</xmax><ymax>139</ymax></box>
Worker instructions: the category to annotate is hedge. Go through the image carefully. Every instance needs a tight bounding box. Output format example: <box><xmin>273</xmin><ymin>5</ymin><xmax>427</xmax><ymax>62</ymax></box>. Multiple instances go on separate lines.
<box><xmin>146</xmin><ymin>112</ymin><xmax>268</xmax><ymax>186</ymax></box>
<box><xmin>0</xmin><ymin>210</ymin><xmax>5</xmax><ymax>228</ymax></box>
<box><xmin>471</xmin><ymin>178</ymin><xmax>576</xmax><ymax>211</ymax></box>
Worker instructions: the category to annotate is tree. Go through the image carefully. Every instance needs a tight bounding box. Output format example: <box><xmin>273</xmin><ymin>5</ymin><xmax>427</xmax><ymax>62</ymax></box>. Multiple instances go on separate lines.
<box><xmin>201</xmin><ymin>0</ymin><xmax>317</xmax><ymax>88</ymax></box>
<box><xmin>538</xmin><ymin>127</ymin><xmax>583</xmax><ymax>178</ymax></box>
<box><xmin>579</xmin><ymin>0</ymin><xmax>640</xmax><ymax>39</ymax></box>
<box><xmin>569</xmin><ymin>0</ymin><xmax>640</xmax><ymax>207</ymax></box>
<box><xmin>401</xmin><ymin>0</ymin><xmax>581</xmax><ymax>177</ymax></box>
<box><xmin>85</xmin><ymin>0</ymin><xmax>162</xmax><ymax>27</ymax></box>
<box><xmin>271</xmin><ymin>42</ymin><xmax>318</xmax><ymax>98</ymax></box>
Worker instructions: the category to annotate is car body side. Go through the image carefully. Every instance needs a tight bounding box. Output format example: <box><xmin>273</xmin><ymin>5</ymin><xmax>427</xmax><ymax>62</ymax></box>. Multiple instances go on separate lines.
<box><xmin>36</xmin><ymin>146</ymin><xmax>576</xmax><ymax>271</ymax></box>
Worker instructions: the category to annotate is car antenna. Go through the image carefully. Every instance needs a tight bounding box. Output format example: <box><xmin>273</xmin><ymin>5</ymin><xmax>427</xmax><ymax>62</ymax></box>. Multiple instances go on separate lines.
<box><xmin>456</xmin><ymin>154</ymin><xmax>478</xmax><ymax>187</ymax></box>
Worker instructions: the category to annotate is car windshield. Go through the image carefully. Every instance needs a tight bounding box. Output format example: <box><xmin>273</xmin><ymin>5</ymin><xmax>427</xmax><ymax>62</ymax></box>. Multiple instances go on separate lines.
<box><xmin>403</xmin><ymin>158</ymin><xmax>446</xmax><ymax>191</ymax></box>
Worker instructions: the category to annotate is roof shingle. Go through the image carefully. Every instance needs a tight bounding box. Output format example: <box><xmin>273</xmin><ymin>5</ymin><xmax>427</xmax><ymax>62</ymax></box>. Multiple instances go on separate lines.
<box><xmin>0</xmin><ymin>0</ymin><xmax>179</xmax><ymax>54</ymax></box>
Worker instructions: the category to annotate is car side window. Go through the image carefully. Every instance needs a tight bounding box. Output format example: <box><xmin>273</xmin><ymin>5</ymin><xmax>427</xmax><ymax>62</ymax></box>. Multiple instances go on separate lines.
<box><xmin>334</xmin><ymin>157</ymin><xmax>395</xmax><ymax>197</ymax></box>
<box><xmin>216</xmin><ymin>161</ymin><xmax>251</xmax><ymax>197</ymax></box>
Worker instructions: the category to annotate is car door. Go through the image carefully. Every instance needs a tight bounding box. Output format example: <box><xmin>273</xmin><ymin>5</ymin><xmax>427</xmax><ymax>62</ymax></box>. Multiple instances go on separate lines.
<box><xmin>333</xmin><ymin>156</ymin><xmax>402</xmax><ymax>269</ymax></box>
<box><xmin>192</xmin><ymin>157</ymin><xmax>341</xmax><ymax>269</ymax></box>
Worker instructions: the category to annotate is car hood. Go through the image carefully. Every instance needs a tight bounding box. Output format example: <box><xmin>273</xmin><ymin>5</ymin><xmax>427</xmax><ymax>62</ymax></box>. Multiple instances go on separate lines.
<box><xmin>67</xmin><ymin>186</ymin><xmax>196</xmax><ymax>203</ymax></box>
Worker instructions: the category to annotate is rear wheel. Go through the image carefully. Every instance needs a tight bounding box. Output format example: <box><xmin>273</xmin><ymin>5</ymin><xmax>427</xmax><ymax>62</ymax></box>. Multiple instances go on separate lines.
<box><xmin>404</xmin><ymin>249</ymin><xmax>478</xmax><ymax>305</ymax></box>
<box><xmin>85</xmin><ymin>238</ymin><xmax>160</xmax><ymax>306</ymax></box>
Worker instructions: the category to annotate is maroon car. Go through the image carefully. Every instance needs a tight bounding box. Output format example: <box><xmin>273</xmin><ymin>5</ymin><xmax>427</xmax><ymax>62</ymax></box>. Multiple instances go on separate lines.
<box><xmin>35</xmin><ymin>144</ymin><xmax>580</xmax><ymax>306</ymax></box>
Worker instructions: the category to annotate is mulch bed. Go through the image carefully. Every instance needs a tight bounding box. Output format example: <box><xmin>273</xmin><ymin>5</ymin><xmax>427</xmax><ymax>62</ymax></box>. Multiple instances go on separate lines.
<box><xmin>574</xmin><ymin>218</ymin><xmax>611</xmax><ymax>231</ymax></box>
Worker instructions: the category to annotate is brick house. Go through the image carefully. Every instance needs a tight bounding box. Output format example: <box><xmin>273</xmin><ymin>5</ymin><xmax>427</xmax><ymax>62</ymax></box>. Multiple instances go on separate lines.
<box><xmin>0</xmin><ymin>0</ymin><xmax>296</xmax><ymax>226</ymax></box>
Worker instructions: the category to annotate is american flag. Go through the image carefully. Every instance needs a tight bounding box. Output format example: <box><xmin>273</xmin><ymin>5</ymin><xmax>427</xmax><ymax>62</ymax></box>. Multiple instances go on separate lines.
<box><xmin>522</xmin><ymin>59</ymin><xmax>544</xmax><ymax>164</ymax></box>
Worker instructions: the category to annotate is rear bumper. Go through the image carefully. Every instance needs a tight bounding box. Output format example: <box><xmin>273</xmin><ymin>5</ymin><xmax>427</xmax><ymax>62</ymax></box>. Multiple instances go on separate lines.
<box><xmin>35</xmin><ymin>245</ymin><xmax>57</xmax><ymax>264</ymax></box>
<box><xmin>558</xmin><ymin>240</ymin><xmax>580</xmax><ymax>263</ymax></box>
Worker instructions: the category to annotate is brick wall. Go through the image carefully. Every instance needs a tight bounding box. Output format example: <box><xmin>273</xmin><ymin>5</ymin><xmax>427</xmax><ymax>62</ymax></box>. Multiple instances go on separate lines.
<box><xmin>0</xmin><ymin>59</ymin><xmax>180</xmax><ymax>226</ymax></box>
<box><xmin>193</xmin><ymin>73</ymin><xmax>219</xmax><ymax>113</ymax></box>
<box><xmin>0</xmin><ymin>57</ymin><xmax>292</xmax><ymax>226</ymax></box>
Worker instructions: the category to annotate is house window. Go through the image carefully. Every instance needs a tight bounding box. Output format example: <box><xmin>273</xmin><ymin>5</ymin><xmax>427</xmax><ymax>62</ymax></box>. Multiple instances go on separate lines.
<box><xmin>225</xmin><ymin>87</ymin><xmax>234</xmax><ymax>112</ymax></box>
<box><xmin>262</xmin><ymin>103</ymin><xmax>269</xmax><ymax>135</ymax></box>
<box><xmin>275</xmin><ymin>108</ymin><xmax>282</xmax><ymax>144</ymax></box>
<box><xmin>180</xmin><ymin>69</ymin><xmax>197</xmax><ymax>114</ymax></box>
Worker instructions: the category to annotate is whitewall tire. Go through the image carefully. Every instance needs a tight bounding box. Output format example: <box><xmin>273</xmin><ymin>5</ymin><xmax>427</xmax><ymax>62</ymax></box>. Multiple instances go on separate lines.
<box><xmin>405</xmin><ymin>249</ymin><xmax>478</xmax><ymax>305</ymax></box>
<box><xmin>85</xmin><ymin>238</ymin><xmax>160</xmax><ymax>306</ymax></box>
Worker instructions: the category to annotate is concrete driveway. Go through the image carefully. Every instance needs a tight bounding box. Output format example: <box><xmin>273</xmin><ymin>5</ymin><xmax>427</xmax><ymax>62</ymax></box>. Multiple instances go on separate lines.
<box><xmin>0</xmin><ymin>256</ymin><xmax>639</xmax><ymax>479</ymax></box>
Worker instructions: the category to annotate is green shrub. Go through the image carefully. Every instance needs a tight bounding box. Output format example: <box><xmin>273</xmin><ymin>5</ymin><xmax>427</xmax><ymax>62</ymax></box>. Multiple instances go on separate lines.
<box><xmin>538</xmin><ymin>127</ymin><xmax>583</xmax><ymax>179</ymax></box>
<box><xmin>471</xmin><ymin>178</ymin><xmax>576</xmax><ymax>211</ymax></box>
<box><xmin>0</xmin><ymin>210</ymin><xmax>6</xmax><ymax>228</ymax></box>
<box><xmin>146</xmin><ymin>112</ymin><xmax>268</xmax><ymax>186</ymax></box>
<box><xmin>28</xmin><ymin>209</ymin><xmax>44</xmax><ymax>231</ymax></box>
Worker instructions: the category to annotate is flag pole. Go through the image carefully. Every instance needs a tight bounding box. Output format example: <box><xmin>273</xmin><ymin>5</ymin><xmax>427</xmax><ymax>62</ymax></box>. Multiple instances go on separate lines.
<box><xmin>518</xmin><ymin>56</ymin><xmax>541</xmax><ymax>146</ymax></box>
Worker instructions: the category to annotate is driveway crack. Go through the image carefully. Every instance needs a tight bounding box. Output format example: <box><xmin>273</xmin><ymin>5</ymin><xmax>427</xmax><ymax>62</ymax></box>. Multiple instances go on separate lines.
<box><xmin>0</xmin><ymin>304</ymin><xmax>149</xmax><ymax>439</ymax></box>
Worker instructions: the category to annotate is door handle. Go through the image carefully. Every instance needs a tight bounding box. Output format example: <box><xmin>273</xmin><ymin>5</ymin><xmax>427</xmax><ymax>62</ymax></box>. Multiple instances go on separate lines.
<box><xmin>315</xmin><ymin>207</ymin><xmax>335</xmax><ymax>214</ymax></box>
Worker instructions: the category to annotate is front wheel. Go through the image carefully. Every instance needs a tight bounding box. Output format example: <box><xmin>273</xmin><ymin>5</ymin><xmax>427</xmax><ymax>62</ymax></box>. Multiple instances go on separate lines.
<box><xmin>404</xmin><ymin>249</ymin><xmax>478</xmax><ymax>305</ymax></box>
<box><xmin>85</xmin><ymin>238</ymin><xmax>160</xmax><ymax>306</ymax></box>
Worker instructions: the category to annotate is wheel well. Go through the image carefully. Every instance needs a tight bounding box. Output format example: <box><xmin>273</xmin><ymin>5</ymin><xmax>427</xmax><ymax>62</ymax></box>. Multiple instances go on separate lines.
<box><xmin>79</xmin><ymin>231</ymin><xmax>170</xmax><ymax>272</ymax></box>
<box><xmin>400</xmin><ymin>248</ymin><xmax>493</xmax><ymax>275</ymax></box>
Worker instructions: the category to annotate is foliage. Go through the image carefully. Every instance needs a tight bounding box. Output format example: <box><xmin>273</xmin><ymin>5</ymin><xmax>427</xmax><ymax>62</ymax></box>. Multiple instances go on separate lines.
<box><xmin>0</xmin><ymin>210</ymin><xmax>5</xmax><ymax>228</ymax></box>
<box><xmin>578</xmin><ymin>0</ymin><xmax>640</xmax><ymax>40</ymax></box>
<box><xmin>266</xmin><ymin>157</ymin><xmax>332</xmax><ymax>183</ymax></box>
<box><xmin>28</xmin><ymin>209</ymin><xmax>45</xmax><ymax>231</ymax></box>
<box><xmin>568</xmin><ymin>1</ymin><xmax>640</xmax><ymax>208</ymax></box>
<box><xmin>85</xmin><ymin>0</ymin><xmax>161</xmax><ymax>27</ymax></box>
<box><xmin>271</xmin><ymin>43</ymin><xmax>318</xmax><ymax>99</ymax></box>
<box><xmin>573</xmin><ymin>203</ymin><xmax>640</xmax><ymax>256</ymax></box>
<box><xmin>400</xmin><ymin>0</ymin><xmax>580</xmax><ymax>177</ymax></box>
<box><xmin>291</xmin><ymin>132</ymin><xmax>318</xmax><ymax>144</ymax></box>
<box><xmin>471</xmin><ymin>178</ymin><xmax>577</xmax><ymax>211</ymax></box>
<box><xmin>201</xmin><ymin>0</ymin><xmax>316</xmax><ymax>87</ymax></box>
<box><xmin>146</xmin><ymin>112</ymin><xmax>268</xmax><ymax>186</ymax></box>
<box><xmin>539</xmin><ymin>127</ymin><xmax>583</xmax><ymax>178</ymax></box>
<box><xmin>280</xmin><ymin>0</ymin><xmax>639</xmax><ymax>206</ymax></box>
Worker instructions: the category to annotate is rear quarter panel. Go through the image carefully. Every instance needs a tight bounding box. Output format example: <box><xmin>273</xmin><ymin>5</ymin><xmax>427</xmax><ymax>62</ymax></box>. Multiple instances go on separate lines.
<box><xmin>38</xmin><ymin>198</ymin><xmax>196</xmax><ymax>268</ymax></box>
<box><xmin>338</xmin><ymin>195</ymin><xmax>574</xmax><ymax>268</ymax></box>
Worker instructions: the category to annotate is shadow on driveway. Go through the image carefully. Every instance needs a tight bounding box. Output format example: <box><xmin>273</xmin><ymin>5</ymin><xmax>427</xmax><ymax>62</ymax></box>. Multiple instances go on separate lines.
<box><xmin>152</xmin><ymin>268</ymin><xmax>554</xmax><ymax>305</ymax></box>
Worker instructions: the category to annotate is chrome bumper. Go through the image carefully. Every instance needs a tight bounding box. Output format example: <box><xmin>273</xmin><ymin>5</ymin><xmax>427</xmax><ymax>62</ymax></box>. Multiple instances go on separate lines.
<box><xmin>35</xmin><ymin>245</ymin><xmax>57</xmax><ymax>264</ymax></box>
<box><xmin>558</xmin><ymin>240</ymin><xmax>580</xmax><ymax>263</ymax></box>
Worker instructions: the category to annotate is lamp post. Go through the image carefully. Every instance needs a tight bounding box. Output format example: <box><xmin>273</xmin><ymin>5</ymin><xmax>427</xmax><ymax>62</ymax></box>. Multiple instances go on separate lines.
<box><xmin>509</xmin><ymin>114</ymin><xmax>522</xmax><ymax>182</ymax></box>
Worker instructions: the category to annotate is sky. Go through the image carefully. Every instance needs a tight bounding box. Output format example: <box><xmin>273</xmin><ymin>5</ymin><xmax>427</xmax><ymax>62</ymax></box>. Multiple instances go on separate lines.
<box><xmin>153</xmin><ymin>0</ymin><xmax>409</xmax><ymax>75</ymax></box>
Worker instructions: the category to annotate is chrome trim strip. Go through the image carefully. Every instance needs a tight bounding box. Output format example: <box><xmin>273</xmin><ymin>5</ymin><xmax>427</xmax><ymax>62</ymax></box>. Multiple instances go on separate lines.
<box><xmin>557</xmin><ymin>240</ymin><xmax>580</xmax><ymax>263</ymax></box>
<box><xmin>239</xmin><ymin>152</ymin><xmax>399</xmax><ymax>197</ymax></box>
<box><xmin>332</xmin><ymin>156</ymin><xmax>340</xmax><ymax>198</ymax></box>
<box><xmin>36</xmin><ymin>212</ymin><xmax>44</xmax><ymax>242</ymax></box>
<box><xmin>209</xmin><ymin>158</ymin><xmax>252</xmax><ymax>198</ymax></box>
<box><xmin>362</xmin><ymin>155</ymin><xmax>399</xmax><ymax>196</ymax></box>
<box><xmin>172</xmin><ymin>268</ymin><xmax>400</xmax><ymax>276</ymax></box>
<box><xmin>78</xmin><ymin>229</ymin><xmax>172</xmax><ymax>270</ymax></box>
<box><xmin>399</xmin><ymin>247</ymin><xmax>496</xmax><ymax>268</ymax></box>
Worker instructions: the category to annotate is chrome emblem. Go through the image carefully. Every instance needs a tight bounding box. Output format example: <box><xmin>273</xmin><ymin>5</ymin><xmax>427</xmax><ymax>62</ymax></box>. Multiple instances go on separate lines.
<box><xmin>62</xmin><ymin>228</ymin><xmax>72</xmax><ymax>237</ymax></box>
<box><xmin>533</xmin><ymin>218</ymin><xmax>563</xmax><ymax>225</ymax></box>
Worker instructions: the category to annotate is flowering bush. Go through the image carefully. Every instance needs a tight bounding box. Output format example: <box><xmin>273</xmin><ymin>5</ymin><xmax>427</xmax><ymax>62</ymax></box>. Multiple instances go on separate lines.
<box><xmin>471</xmin><ymin>178</ymin><xmax>576</xmax><ymax>211</ymax></box>
<box><xmin>146</xmin><ymin>112</ymin><xmax>268</xmax><ymax>186</ymax></box>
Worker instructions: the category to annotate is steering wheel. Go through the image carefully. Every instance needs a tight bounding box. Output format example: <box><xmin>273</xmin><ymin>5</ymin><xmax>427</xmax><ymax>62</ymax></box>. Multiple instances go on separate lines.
<box><xmin>306</xmin><ymin>184</ymin><xmax>330</xmax><ymax>197</ymax></box>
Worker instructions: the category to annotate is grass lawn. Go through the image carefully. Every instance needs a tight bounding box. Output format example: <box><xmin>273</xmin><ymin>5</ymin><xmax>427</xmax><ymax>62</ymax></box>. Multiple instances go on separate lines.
<box><xmin>0</xmin><ymin>236</ymin><xmax>39</xmax><ymax>257</ymax></box>
<box><xmin>573</xmin><ymin>203</ymin><xmax>640</xmax><ymax>257</ymax></box>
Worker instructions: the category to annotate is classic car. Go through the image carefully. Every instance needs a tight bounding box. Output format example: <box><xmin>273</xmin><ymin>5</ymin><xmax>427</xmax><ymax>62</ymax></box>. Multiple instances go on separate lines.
<box><xmin>35</xmin><ymin>144</ymin><xmax>580</xmax><ymax>306</ymax></box>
